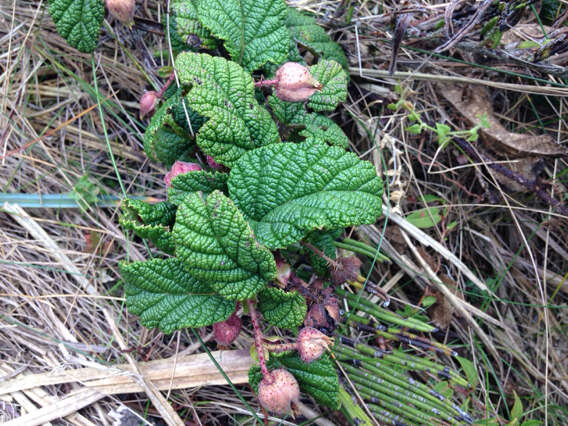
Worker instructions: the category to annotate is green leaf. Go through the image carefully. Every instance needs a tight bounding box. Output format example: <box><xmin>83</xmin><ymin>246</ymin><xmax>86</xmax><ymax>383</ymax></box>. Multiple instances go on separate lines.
<box><xmin>511</xmin><ymin>391</ymin><xmax>523</xmax><ymax>421</ymax></box>
<box><xmin>120</xmin><ymin>199</ymin><xmax>177</xmax><ymax>253</ymax></box>
<box><xmin>457</xmin><ymin>356</ymin><xmax>479</xmax><ymax>388</ymax></box>
<box><xmin>173</xmin><ymin>190</ymin><xmax>277</xmax><ymax>300</ymax></box>
<box><xmin>175</xmin><ymin>52</ymin><xmax>280</xmax><ymax>167</ymax></box>
<box><xmin>228</xmin><ymin>142</ymin><xmax>383</xmax><ymax>249</ymax></box>
<box><xmin>48</xmin><ymin>0</ymin><xmax>104</xmax><ymax>53</ymax></box>
<box><xmin>304</xmin><ymin>230</ymin><xmax>339</xmax><ymax>276</ymax></box>
<box><xmin>300</xmin><ymin>114</ymin><xmax>349</xmax><ymax>148</ymax></box>
<box><xmin>287</xmin><ymin>8</ymin><xmax>348</xmax><ymax>71</ymax></box>
<box><xmin>197</xmin><ymin>0</ymin><xmax>289</xmax><ymax>71</ymax></box>
<box><xmin>308</xmin><ymin>60</ymin><xmax>348</xmax><ymax>112</ymax></box>
<box><xmin>267</xmin><ymin>96</ymin><xmax>348</xmax><ymax>148</ymax></box>
<box><xmin>249</xmin><ymin>353</ymin><xmax>340</xmax><ymax>409</ymax></box>
<box><xmin>406</xmin><ymin>207</ymin><xmax>442</xmax><ymax>229</ymax></box>
<box><xmin>122</xmin><ymin>199</ymin><xmax>177</xmax><ymax>227</ymax></box>
<box><xmin>144</xmin><ymin>93</ymin><xmax>196</xmax><ymax>166</ymax></box>
<box><xmin>258</xmin><ymin>287</ymin><xmax>307</xmax><ymax>328</ymax></box>
<box><xmin>168</xmin><ymin>170</ymin><xmax>229</xmax><ymax>204</ymax></box>
<box><xmin>165</xmin><ymin>0</ymin><xmax>218</xmax><ymax>53</ymax></box>
<box><xmin>121</xmin><ymin>258</ymin><xmax>235</xmax><ymax>333</ymax></box>
<box><xmin>268</xmin><ymin>95</ymin><xmax>305</xmax><ymax>125</ymax></box>
<box><xmin>406</xmin><ymin>123</ymin><xmax>422</xmax><ymax>135</ymax></box>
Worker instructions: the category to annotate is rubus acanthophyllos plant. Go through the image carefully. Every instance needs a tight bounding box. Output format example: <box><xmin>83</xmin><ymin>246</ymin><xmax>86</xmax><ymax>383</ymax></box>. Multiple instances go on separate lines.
<box><xmin>113</xmin><ymin>0</ymin><xmax>379</xmax><ymax>414</ymax></box>
<box><xmin>47</xmin><ymin>0</ymin><xmax>477</xmax><ymax>421</ymax></box>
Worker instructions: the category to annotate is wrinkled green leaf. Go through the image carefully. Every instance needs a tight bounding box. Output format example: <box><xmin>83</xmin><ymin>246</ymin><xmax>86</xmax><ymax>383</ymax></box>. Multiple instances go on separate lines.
<box><xmin>121</xmin><ymin>258</ymin><xmax>235</xmax><ymax>333</ymax></box>
<box><xmin>197</xmin><ymin>0</ymin><xmax>289</xmax><ymax>71</ymax></box>
<box><xmin>228</xmin><ymin>142</ymin><xmax>383</xmax><ymax>249</ymax></box>
<box><xmin>175</xmin><ymin>52</ymin><xmax>280</xmax><ymax>167</ymax></box>
<box><xmin>144</xmin><ymin>93</ymin><xmax>196</xmax><ymax>166</ymax></box>
<box><xmin>120</xmin><ymin>199</ymin><xmax>177</xmax><ymax>253</ymax></box>
<box><xmin>165</xmin><ymin>0</ymin><xmax>218</xmax><ymax>53</ymax></box>
<box><xmin>258</xmin><ymin>287</ymin><xmax>306</xmax><ymax>328</ymax></box>
<box><xmin>249</xmin><ymin>352</ymin><xmax>339</xmax><ymax>409</ymax></box>
<box><xmin>300</xmin><ymin>114</ymin><xmax>349</xmax><ymax>148</ymax></box>
<box><xmin>268</xmin><ymin>96</ymin><xmax>348</xmax><ymax>148</ymax></box>
<box><xmin>308</xmin><ymin>60</ymin><xmax>348</xmax><ymax>112</ymax></box>
<box><xmin>168</xmin><ymin>170</ymin><xmax>228</xmax><ymax>204</ymax></box>
<box><xmin>287</xmin><ymin>8</ymin><xmax>348</xmax><ymax>70</ymax></box>
<box><xmin>48</xmin><ymin>0</ymin><xmax>103</xmax><ymax>53</ymax></box>
<box><xmin>173</xmin><ymin>190</ymin><xmax>276</xmax><ymax>300</ymax></box>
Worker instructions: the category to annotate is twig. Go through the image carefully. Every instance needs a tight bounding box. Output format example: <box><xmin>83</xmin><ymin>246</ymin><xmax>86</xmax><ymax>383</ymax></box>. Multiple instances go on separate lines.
<box><xmin>452</xmin><ymin>137</ymin><xmax>568</xmax><ymax>217</ymax></box>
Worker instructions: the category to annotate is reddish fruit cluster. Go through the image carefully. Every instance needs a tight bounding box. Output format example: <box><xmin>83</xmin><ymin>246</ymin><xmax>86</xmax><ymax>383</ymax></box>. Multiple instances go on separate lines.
<box><xmin>213</xmin><ymin>312</ymin><xmax>241</xmax><ymax>346</ymax></box>
<box><xmin>297</xmin><ymin>327</ymin><xmax>333</xmax><ymax>363</ymax></box>
<box><xmin>164</xmin><ymin>161</ymin><xmax>202</xmax><ymax>187</ymax></box>
<box><xmin>258</xmin><ymin>369</ymin><xmax>300</xmax><ymax>415</ymax></box>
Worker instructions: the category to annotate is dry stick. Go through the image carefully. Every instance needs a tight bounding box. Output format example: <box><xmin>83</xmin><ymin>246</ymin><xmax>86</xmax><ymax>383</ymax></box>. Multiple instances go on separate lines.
<box><xmin>434</xmin><ymin>0</ymin><xmax>493</xmax><ymax>53</ymax></box>
<box><xmin>452</xmin><ymin>136</ymin><xmax>568</xmax><ymax>217</ymax></box>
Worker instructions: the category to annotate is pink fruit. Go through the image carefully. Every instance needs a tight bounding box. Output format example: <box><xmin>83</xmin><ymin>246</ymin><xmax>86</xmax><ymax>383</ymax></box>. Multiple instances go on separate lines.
<box><xmin>274</xmin><ymin>62</ymin><xmax>322</xmax><ymax>102</ymax></box>
<box><xmin>258</xmin><ymin>369</ymin><xmax>300</xmax><ymax>415</ymax></box>
<box><xmin>164</xmin><ymin>161</ymin><xmax>202</xmax><ymax>187</ymax></box>
<box><xmin>105</xmin><ymin>0</ymin><xmax>135</xmax><ymax>26</ymax></box>
<box><xmin>213</xmin><ymin>312</ymin><xmax>241</xmax><ymax>346</ymax></box>
<box><xmin>297</xmin><ymin>327</ymin><xmax>332</xmax><ymax>363</ymax></box>
<box><xmin>139</xmin><ymin>91</ymin><xmax>159</xmax><ymax>119</ymax></box>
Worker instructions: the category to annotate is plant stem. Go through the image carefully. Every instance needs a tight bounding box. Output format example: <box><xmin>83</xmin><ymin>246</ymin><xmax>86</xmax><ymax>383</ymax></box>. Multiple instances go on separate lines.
<box><xmin>157</xmin><ymin>72</ymin><xmax>176</xmax><ymax>98</ymax></box>
<box><xmin>247</xmin><ymin>299</ymin><xmax>271</xmax><ymax>383</ymax></box>
<box><xmin>254</xmin><ymin>78</ymin><xmax>278</xmax><ymax>88</ymax></box>
<box><xmin>264</xmin><ymin>343</ymin><xmax>298</xmax><ymax>353</ymax></box>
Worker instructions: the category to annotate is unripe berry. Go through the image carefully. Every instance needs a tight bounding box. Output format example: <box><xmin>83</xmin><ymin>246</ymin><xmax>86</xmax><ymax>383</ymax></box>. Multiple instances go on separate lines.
<box><xmin>297</xmin><ymin>327</ymin><xmax>333</xmax><ymax>363</ymax></box>
<box><xmin>164</xmin><ymin>161</ymin><xmax>202</xmax><ymax>187</ymax></box>
<box><xmin>258</xmin><ymin>369</ymin><xmax>300</xmax><ymax>415</ymax></box>
<box><xmin>105</xmin><ymin>0</ymin><xmax>135</xmax><ymax>26</ymax></box>
<box><xmin>139</xmin><ymin>91</ymin><xmax>159</xmax><ymax>119</ymax></box>
<box><xmin>275</xmin><ymin>62</ymin><xmax>322</xmax><ymax>102</ymax></box>
<box><xmin>213</xmin><ymin>312</ymin><xmax>241</xmax><ymax>346</ymax></box>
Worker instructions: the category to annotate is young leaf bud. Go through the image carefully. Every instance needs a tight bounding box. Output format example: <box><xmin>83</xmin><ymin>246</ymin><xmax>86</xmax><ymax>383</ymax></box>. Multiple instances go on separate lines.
<box><xmin>297</xmin><ymin>327</ymin><xmax>333</xmax><ymax>363</ymax></box>
<box><xmin>258</xmin><ymin>369</ymin><xmax>300</xmax><ymax>415</ymax></box>
<box><xmin>139</xmin><ymin>91</ymin><xmax>159</xmax><ymax>119</ymax></box>
<box><xmin>275</xmin><ymin>62</ymin><xmax>322</xmax><ymax>102</ymax></box>
<box><xmin>164</xmin><ymin>161</ymin><xmax>202</xmax><ymax>188</ymax></box>
<box><xmin>105</xmin><ymin>0</ymin><xmax>135</xmax><ymax>26</ymax></box>
<box><xmin>213</xmin><ymin>312</ymin><xmax>241</xmax><ymax>346</ymax></box>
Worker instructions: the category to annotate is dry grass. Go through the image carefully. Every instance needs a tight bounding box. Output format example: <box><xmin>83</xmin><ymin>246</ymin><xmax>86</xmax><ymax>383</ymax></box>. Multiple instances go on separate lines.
<box><xmin>1</xmin><ymin>0</ymin><xmax>567</xmax><ymax>424</ymax></box>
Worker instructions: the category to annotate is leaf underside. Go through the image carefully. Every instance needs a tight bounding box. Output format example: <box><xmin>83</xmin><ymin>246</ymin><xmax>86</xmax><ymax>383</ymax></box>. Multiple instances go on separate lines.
<box><xmin>121</xmin><ymin>258</ymin><xmax>235</xmax><ymax>333</ymax></box>
<box><xmin>197</xmin><ymin>0</ymin><xmax>289</xmax><ymax>71</ymax></box>
<box><xmin>228</xmin><ymin>142</ymin><xmax>383</xmax><ymax>249</ymax></box>
<box><xmin>48</xmin><ymin>0</ymin><xmax>103</xmax><ymax>53</ymax></box>
<box><xmin>175</xmin><ymin>52</ymin><xmax>280</xmax><ymax>167</ymax></box>
<box><xmin>258</xmin><ymin>287</ymin><xmax>307</xmax><ymax>328</ymax></box>
<box><xmin>286</xmin><ymin>8</ymin><xmax>348</xmax><ymax>71</ymax></box>
<box><xmin>173</xmin><ymin>190</ymin><xmax>276</xmax><ymax>300</ymax></box>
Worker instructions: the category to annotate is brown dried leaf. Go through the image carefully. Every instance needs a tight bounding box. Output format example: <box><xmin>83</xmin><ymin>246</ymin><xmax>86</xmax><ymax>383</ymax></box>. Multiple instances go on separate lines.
<box><xmin>441</xmin><ymin>85</ymin><xmax>568</xmax><ymax>157</ymax></box>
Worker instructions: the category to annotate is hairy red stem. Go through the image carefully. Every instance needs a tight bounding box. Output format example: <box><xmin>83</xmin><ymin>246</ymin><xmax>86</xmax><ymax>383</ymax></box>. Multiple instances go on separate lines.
<box><xmin>247</xmin><ymin>299</ymin><xmax>272</xmax><ymax>383</ymax></box>
<box><xmin>264</xmin><ymin>343</ymin><xmax>298</xmax><ymax>353</ymax></box>
<box><xmin>254</xmin><ymin>78</ymin><xmax>279</xmax><ymax>88</ymax></box>
<box><xmin>157</xmin><ymin>73</ymin><xmax>176</xmax><ymax>98</ymax></box>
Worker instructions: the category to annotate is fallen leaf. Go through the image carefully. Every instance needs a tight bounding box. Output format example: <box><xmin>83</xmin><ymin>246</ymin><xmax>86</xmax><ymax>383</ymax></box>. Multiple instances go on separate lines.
<box><xmin>440</xmin><ymin>85</ymin><xmax>568</xmax><ymax>157</ymax></box>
